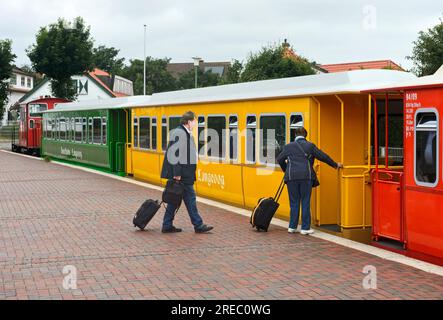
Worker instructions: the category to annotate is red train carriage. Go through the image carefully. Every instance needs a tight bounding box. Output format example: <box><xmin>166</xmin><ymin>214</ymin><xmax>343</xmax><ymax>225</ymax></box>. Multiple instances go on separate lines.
<box><xmin>368</xmin><ymin>66</ymin><xmax>443</xmax><ymax>266</ymax></box>
<box><xmin>12</xmin><ymin>97</ymin><xmax>68</xmax><ymax>156</ymax></box>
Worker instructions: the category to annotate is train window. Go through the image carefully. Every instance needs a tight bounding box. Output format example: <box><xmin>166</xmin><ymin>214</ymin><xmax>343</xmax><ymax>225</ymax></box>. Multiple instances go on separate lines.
<box><xmin>29</xmin><ymin>103</ymin><xmax>47</xmax><ymax>117</ymax></box>
<box><xmin>75</xmin><ymin>118</ymin><xmax>82</xmax><ymax>142</ymax></box>
<box><xmin>246</xmin><ymin>115</ymin><xmax>256</xmax><ymax>163</ymax></box>
<box><xmin>66</xmin><ymin>118</ymin><xmax>70</xmax><ymax>141</ymax></box>
<box><xmin>260</xmin><ymin>115</ymin><xmax>286</xmax><ymax>164</ymax></box>
<box><xmin>161</xmin><ymin>117</ymin><xmax>167</xmax><ymax>151</ymax></box>
<box><xmin>60</xmin><ymin>118</ymin><xmax>67</xmax><ymax>141</ymax></box>
<box><xmin>151</xmin><ymin>117</ymin><xmax>157</xmax><ymax>151</ymax></box>
<box><xmin>198</xmin><ymin>116</ymin><xmax>205</xmax><ymax>156</ymax></box>
<box><xmin>55</xmin><ymin>118</ymin><xmax>59</xmax><ymax>140</ymax></box>
<box><xmin>415</xmin><ymin>111</ymin><xmax>438</xmax><ymax>186</ymax></box>
<box><xmin>29</xmin><ymin>119</ymin><xmax>35</xmax><ymax>129</ymax></box>
<box><xmin>53</xmin><ymin>119</ymin><xmax>57</xmax><ymax>140</ymax></box>
<box><xmin>290</xmin><ymin>114</ymin><xmax>304</xmax><ymax>142</ymax></box>
<box><xmin>207</xmin><ymin>116</ymin><xmax>226</xmax><ymax>159</ymax></box>
<box><xmin>229</xmin><ymin>116</ymin><xmax>238</xmax><ymax>161</ymax></box>
<box><xmin>168</xmin><ymin>117</ymin><xmax>181</xmax><ymax>133</ymax></box>
<box><xmin>102</xmin><ymin>117</ymin><xmax>107</xmax><ymax>145</ymax></box>
<box><xmin>93</xmin><ymin>118</ymin><xmax>101</xmax><ymax>144</ymax></box>
<box><xmin>71</xmin><ymin>118</ymin><xmax>75</xmax><ymax>142</ymax></box>
<box><xmin>88</xmin><ymin>118</ymin><xmax>93</xmax><ymax>144</ymax></box>
<box><xmin>82</xmin><ymin>118</ymin><xmax>87</xmax><ymax>143</ymax></box>
<box><xmin>43</xmin><ymin>119</ymin><xmax>48</xmax><ymax>139</ymax></box>
<box><xmin>139</xmin><ymin>117</ymin><xmax>151</xmax><ymax>149</ymax></box>
<box><xmin>168</xmin><ymin>116</ymin><xmax>181</xmax><ymax>145</ymax></box>
<box><xmin>133</xmin><ymin>116</ymin><xmax>139</xmax><ymax>148</ymax></box>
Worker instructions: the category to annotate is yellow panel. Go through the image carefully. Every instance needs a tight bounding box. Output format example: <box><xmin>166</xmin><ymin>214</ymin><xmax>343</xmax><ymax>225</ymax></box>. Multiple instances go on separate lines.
<box><xmin>196</xmin><ymin>162</ymin><xmax>244</xmax><ymax>207</ymax></box>
<box><xmin>132</xmin><ymin>150</ymin><xmax>162</xmax><ymax>185</ymax></box>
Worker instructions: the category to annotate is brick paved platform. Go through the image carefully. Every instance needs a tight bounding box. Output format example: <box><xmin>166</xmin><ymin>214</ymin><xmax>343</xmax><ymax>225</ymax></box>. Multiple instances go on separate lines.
<box><xmin>0</xmin><ymin>151</ymin><xmax>442</xmax><ymax>300</ymax></box>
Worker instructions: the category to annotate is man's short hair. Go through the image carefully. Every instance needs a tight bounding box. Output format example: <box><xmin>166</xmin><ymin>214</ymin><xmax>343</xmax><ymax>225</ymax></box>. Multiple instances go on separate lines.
<box><xmin>180</xmin><ymin>111</ymin><xmax>196</xmax><ymax>125</ymax></box>
<box><xmin>295</xmin><ymin>127</ymin><xmax>308</xmax><ymax>138</ymax></box>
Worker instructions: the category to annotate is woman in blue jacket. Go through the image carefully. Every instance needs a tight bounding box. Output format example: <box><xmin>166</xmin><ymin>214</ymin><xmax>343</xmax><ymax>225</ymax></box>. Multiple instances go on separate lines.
<box><xmin>277</xmin><ymin>127</ymin><xmax>342</xmax><ymax>235</ymax></box>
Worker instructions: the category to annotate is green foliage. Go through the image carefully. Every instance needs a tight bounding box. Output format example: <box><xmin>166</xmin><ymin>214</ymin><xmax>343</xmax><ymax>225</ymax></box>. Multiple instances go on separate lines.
<box><xmin>240</xmin><ymin>43</ymin><xmax>315</xmax><ymax>82</ymax></box>
<box><xmin>0</xmin><ymin>39</ymin><xmax>16</xmax><ymax>122</ymax></box>
<box><xmin>121</xmin><ymin>57</ymin><xmax>177</xmax><ymax>95</ymax></box>
<box><xmin>407</xmin><ymin>18</ymin><xmax>443</xmax><ymax>76</ymax></box>
<box><xmin>221</xmin><ymin>59</ymin><xmax>243</xmax><ymax>84</ymax></box>
<box><xmin>27</xmin><ymin>17</ymin><xmax>94</xmax><ymax>100</ymax></box>
<box><xmin>92</xmin><ymin>45</ymin><xmax>125</xmax><ymax>75</ymax></box>
<box><xmin>177</xmin><ymin>68</ymin><xmax>221</xmax><ymax>89</ymax></box>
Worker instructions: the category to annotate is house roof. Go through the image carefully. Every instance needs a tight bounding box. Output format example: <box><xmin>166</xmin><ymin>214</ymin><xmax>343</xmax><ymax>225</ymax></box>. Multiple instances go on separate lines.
<box><xmin>51</xmin><ymin>69</ymin><xmax>416</xmax><ymax>112</ymax></box>
<box><xmin>12</xmin><ymin>66</ymin><xmax>35</xmax><ymax>77</ymax></box>
<box><xmin>320</xmin><ymin>60</ymin><xmax>405</xmax><ymax>73</ymax></box>
<box><xmin>17</xmin><ymin>68</ymin><xmax>133</xmax><ymax>103</ymax></box>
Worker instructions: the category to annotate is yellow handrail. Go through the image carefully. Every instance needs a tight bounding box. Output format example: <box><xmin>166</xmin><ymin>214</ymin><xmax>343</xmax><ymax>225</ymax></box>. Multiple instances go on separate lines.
<box><xmin>312</xmin><ymin>96</ymin><xmax>321</xmax><ymax>225</ymax></box>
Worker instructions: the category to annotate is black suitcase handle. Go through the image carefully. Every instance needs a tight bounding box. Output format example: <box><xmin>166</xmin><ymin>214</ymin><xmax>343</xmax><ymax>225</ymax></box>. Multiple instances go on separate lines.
<box><xmin>273</xmin><ymin>177</ymin><xmax>285</xmax><ymax>202</ymax></box>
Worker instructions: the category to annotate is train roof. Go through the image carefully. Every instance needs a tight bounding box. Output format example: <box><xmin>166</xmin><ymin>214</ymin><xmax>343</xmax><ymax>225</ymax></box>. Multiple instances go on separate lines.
<box><xmin>365</xmin><ymin>65</ymin><xmax>443</xmax><ymax>92</ymax></box>
<box><xmin>48</xmin><ymin>69</ymin><xmax>416</xmax><ymax>112</ymax></box>
<box><xmin>45</xmin><ymin>95</ymin><xmax>151</xmax><ymax>113</ymax></box>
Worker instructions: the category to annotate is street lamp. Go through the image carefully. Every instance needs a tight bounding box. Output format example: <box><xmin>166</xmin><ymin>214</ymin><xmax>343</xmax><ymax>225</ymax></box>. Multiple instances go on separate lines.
<box><xmin>192</xmin><ymin>57</ymin><xmax>202</xmax><ymax>88</ymax></box>
<box><xmin>143</xmin><ymin>24</ymin><xmax>147</xmax><ymax>96</ymax></box>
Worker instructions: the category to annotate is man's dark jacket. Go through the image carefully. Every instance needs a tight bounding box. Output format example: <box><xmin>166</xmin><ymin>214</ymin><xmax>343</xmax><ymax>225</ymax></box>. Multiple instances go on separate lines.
<box><xmin>277</xmin><ymin>137</ymin><xmax>338</xmax><ymax>182</ymax></box>
<box><xmin>161</xmin><ymin>125</ymin><xmax>197</xmax><ymax>185</ymax></box>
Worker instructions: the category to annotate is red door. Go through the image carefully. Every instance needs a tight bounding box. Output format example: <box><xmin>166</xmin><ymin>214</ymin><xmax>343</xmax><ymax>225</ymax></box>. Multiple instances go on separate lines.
<box><xmin>372</xmin><ymin>170</ymin><xmax>405</xmax><ymax>243</ymax></box>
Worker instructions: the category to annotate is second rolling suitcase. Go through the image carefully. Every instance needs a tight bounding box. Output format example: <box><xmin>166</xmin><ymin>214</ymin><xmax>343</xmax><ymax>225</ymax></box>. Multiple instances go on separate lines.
<box><xmin>133</xmin><ymin>199</ymin><xmax>162</xmax><ymax>230</ymax></box>
<box><xmin>250</xmin><ymin>178</ymin><xmax>285</xmax><ymax>232</ymax></box>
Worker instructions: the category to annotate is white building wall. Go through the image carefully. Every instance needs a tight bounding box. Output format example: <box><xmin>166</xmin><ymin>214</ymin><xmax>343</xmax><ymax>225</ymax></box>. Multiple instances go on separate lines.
<box><xmin>20</xmin><ymin>75</ymin><xmax>114</xmax><ymax>106</ymax></box>
<box><xmin>1</xmin><ymin>71</ymin><xmax>34</xmax><ymax>126</ymax></box>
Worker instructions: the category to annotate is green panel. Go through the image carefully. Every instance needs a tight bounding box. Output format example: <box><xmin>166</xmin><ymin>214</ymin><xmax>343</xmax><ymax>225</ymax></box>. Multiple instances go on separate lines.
<box><xmin>43</xmin><ymin>140</ymin><xmax>110</xmax><ymax>169</ymax></box>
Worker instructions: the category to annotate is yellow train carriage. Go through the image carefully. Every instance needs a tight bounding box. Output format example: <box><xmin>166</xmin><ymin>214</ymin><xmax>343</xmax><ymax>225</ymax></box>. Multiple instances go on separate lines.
<box><xmin>125</xmin><ymin>70</ymin><xmax>415</xmax><ymax>242</ymax></box>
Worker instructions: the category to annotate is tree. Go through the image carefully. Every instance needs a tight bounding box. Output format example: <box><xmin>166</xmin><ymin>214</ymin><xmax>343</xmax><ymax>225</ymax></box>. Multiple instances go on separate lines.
<box><xmin>221</xmin><ymin>59</ymin><xmax>243</xmax><ymax>84</ymax></box>
<box><xmin>121</xmin><ymin>57</ymin><xmax>177</xmax><ymax>95</ymax></box>
<box><xmin>240</xmin><ymin>43</ymin><xmax>315</xmax><ymax>82</ymax></box>
<box><xmin>0</xmin><ymin>39</ymin><xmax>16</xmax><ymax>122</ymax></box>
<box><xmin>407</xmin><ymin>18</ymin><xmax>443</xmax><ymax>76</ymax></box>
<box><xmin>27</xmin><ymin>17</ymin><xmax>94</xmax><ymax>100</ymax></box>
<box><xmin>177</xmin><ymin>68</ymin><xmax>221</xmax><ymax>89</ymax></box>
<box><xmin>92</xmin><ymin>45</ymin><xmax>125</xmax><ymax>75</ymax></box>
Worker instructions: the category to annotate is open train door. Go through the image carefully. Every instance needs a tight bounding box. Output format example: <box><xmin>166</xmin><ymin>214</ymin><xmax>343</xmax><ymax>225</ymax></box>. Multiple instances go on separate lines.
<box><xmin>312</xmin><ymin>94</ymin><xmax>373</xmax><ymax>242</ymax></box>
<box><xmin>370</xmin><ymin>93</ymin><xmax>407</xmax><ymax>248</ymax></box>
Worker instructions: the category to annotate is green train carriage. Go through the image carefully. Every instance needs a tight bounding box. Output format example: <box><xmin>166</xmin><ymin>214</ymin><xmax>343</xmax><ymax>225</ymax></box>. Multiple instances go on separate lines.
<box><xmin>41</xmin><ymin>97</ymin><xmax>143</xmax><ymax>176</ymax></box>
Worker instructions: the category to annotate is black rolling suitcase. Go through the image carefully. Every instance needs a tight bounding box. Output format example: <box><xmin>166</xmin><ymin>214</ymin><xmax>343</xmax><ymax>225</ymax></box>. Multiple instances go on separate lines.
<box><xmin>133</xmin><ymin>199</ymin><xmax>161</xmax><ymax>230</ymax></box>
<box><xmin>250</xmin><ymin>178</ymin><xmax>285</xmax><ymax>232</ymax></box>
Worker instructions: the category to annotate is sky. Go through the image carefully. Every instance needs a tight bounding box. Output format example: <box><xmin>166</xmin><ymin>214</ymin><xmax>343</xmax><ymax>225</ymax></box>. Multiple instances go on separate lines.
<box><xmin>1</xmin><ymin>0</ymin><xmax>442</xmax><ymax>71</ymax></box>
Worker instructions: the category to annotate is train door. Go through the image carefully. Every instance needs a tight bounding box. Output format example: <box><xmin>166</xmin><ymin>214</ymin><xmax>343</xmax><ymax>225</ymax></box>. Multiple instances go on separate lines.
<box><xmin>313</xmin><ymin>94</ymin><xmax>373</xmax><ymax>241</ymax></box>
<box><xmin>371</xmin><ymin>94</ymin><xmax>406</xmax><ymax>246</ymax></box>
<box><xmin>110</xmin><ymin>109</ymin><xmax>127</xmax><ymax>176</ymax></box>
<box><xmin>125</xmin><ymin>109</ymin><xmax>133</xmax><ymax>175</ymax></box>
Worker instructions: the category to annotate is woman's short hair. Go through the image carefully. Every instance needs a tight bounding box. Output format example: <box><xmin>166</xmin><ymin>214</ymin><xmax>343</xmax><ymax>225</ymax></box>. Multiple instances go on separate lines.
<box><xmin>180</xmin><ymin>111</ymin><xmax>196</xmax><ymax>125</ymax></box>
<box><xmin>294</xmin><ymin>127</ymin><xmax>308</xmax><ymax>138</ymax></box>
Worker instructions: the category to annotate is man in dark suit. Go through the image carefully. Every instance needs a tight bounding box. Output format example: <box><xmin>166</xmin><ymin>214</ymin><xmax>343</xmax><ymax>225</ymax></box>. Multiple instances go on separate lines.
<box><xmin>160</xmin><ymin>111</ymin><xmax>214</xmax><ymax>233</ymax></box>
<box><xmin>277</xmin><ymin>127</ymin><xmax>342</xmax><ymax>235</ymax></box>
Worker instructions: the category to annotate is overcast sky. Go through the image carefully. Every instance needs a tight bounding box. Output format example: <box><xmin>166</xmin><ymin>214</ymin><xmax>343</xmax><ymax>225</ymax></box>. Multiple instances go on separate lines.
<box><xmin>1</xmin><ymin>0</ymin><xmax>442</xmax><ymax>70</ymax></box>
